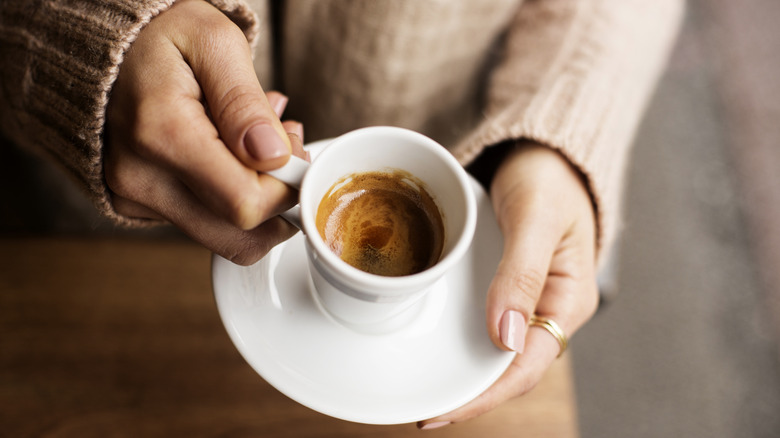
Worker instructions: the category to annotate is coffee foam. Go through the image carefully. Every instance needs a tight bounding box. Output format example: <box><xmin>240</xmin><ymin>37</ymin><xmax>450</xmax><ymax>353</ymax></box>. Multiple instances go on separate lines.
<box><xmin>316</xmin><ymin>170</ymin><xmax>444</xmax><ymax>277</ymax></box>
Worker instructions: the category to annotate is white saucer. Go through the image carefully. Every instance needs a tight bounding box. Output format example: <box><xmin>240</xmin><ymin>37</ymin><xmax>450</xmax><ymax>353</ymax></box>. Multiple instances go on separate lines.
<box><xmin>212</xmin><ymin>141</ymin><xmax>514</xmax><ymax>425</ymax></box>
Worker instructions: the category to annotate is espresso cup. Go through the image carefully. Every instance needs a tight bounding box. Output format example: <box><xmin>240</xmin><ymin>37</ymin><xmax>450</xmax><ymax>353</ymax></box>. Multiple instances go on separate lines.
<box><xmin>266</xmin><ymin>126</ymin><xmax>476</xmax><ymax>332</ymax></box>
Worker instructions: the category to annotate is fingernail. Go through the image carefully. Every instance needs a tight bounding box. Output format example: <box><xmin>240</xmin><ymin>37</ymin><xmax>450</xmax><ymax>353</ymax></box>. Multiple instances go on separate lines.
<box><xmin>420</xmin><ymin>421</ymin><xmax>451</xmax><ymax>430</ymax></box>
<box><xmin>289</xmin><ymin>121</ymin><xmax>304</xmax><ymax>140</ymax></box>
<box><xmin>500</xmin><ymin>310</ymin><xmax>527</xmax><ymax>353</ymax></box>
<box><xmin>245</xmin><ymin>124</ymin><xmax>289</xmax><ymax>162</ymax></box>
<box><xmin>269</xmin><ymin>94</ymin><xmax>288</xmax><ymax>117</ymax></box>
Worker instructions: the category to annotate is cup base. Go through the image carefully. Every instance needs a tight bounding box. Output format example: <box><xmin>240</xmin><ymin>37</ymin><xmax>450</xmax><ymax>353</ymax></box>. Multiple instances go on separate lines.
<box><xmin>306</xmin><ymin>259</ymin><xmax>445</xmax><ymax>335</ymax></box>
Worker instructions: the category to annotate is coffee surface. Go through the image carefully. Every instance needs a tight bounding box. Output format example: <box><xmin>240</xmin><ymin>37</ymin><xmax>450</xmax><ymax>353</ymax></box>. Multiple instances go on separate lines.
<box><xmin>316</xmin><ymin>170</ymin><xmax>444</xmax><ymax>276</ymax></box>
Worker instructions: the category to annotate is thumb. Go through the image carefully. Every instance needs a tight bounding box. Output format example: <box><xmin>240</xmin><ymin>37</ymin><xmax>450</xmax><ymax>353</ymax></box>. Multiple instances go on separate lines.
<box><xmin>174</xmin><ymin>0</ymin><xmax>291</xmax><ymax>171</ymax></box>
<box><xmin>486</xmin><ymin>215</ymin><xmax>557</xmax><ymax>354</ymax></box>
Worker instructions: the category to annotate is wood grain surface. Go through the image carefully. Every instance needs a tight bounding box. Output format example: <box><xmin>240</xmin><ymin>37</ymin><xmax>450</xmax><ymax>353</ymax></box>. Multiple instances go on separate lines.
<box><xmin>0</xmin><ymin>237</ymin><xmax>578</xmax><ymax>437</ymax></box>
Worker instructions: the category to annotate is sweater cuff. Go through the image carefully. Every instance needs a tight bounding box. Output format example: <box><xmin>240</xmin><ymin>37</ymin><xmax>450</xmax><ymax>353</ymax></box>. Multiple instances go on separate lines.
<box><xmin>450</xmin><ymin>0</ymin><xmax>683</xmax><ymax>264</ymax></box>
<box><xmin>0</xmin><ymin>0</ymin><xmax>260</xmax><ymax>227</ymax></box>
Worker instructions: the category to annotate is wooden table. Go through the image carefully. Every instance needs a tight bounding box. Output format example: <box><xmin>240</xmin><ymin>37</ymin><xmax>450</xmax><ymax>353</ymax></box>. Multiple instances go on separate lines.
<box><xmin>0</xmin><ymin>237</ymin><xmax>579</xmax><ymax>437</ymax></box>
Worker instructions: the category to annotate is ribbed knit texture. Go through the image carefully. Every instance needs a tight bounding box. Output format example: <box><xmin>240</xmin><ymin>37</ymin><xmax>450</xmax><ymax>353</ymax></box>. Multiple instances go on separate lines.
<box><xmin>453</xmin><ymin>0</ymin><xmax>685</xmax><ymax>261</ymax></box>
<box><xmin>0</xmin><ymin>0</ymin><xmax>682</xmax><ymax>263</ymax></box>
<box><xmin>277</xmin><ymin>0</ymin><xmax>683</xmax><ymax>263</ymax></box>
<box><xmin>0</xmin><ymin>0</ymin><xmax>259</xmax><ymax>226</ymax></box>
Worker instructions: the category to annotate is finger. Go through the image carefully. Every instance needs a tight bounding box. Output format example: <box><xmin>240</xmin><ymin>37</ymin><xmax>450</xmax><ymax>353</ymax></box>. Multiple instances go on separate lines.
<box><xmin>107</xmin><ymin>150</ymin><xmax>297</xmax><ymax>265</ymax></box>
<box><xmin>282</xmin><ymin>120</ymin><xmax>304</xmax><ymax>144</ymax></box>
<box><xmin>485</xmin><ymin>213</ymin><xmax>558</xmax><ymax>353</ymax></box>
<box><xmin>171</xmin><ymin>0</ymin><xmax>292</xmax><ymax>171</ymax></box>
<box><xmin>534</xmin><ymin>237</ymin><xmax>600</xmax><ymax>336</ymax></box>
<box><xmin>282</xmin><ymin>120</ymin><xmax>309</xmax><ymax>162</ymax></box>
<box><xmin>266</xmin><ymin>91</ymin><xmax>289</xmax><ymax>117</ymax></box>
<box><xmin>112</xmin><ymin>196</ymin><xmax>166</xmax><ymax>221</ymax></box>
<box><xmin>419</xmin><ymin>264</ymin><xmax>596</xmax><ymax>429</ymax></box>
<box><xmin>485</xmin><ymin>145</ymin><xmax>577</xmax><ymax>354</ymax></box>
<box><xmin>418</xmin><ymin>328</ymin><xmax>560</xmax><ymax>429</ymax></box>
<box><xmin>488</xmin><ymin>209</ymin><xmax>598</xmax><ymax>354</ymax></box>
<box><xmin>109</xmin><ymin>107</ymin><xmax>298</xmax><ymax>232</ymax></box>
<box><xmin>137</xmin><ymin>98</ymin><xmax>298</xmax><ymax>230</ymax></box>
<box><xmin>165</xmin><ymin>182</ymin><xmax>299</xmax><ymax>266</ymax></box>
<box><xmin>439</xmin><ymin>278</ymin><xmax>596</xmax><ymax>426</ymax></box>
<box><xmin>420</xmin><ymin>245</ymin><xmax>599</xmax><ymax>430</ymax></box>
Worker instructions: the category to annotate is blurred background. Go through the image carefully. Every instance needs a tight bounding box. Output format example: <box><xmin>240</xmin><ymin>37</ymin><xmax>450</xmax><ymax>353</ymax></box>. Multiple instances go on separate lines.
<box><xmin>2</xmin><ymin>1</ymin><xmax>779</xmax><ymax>437</ymax></box>
<box><xmin>573</xmin><ymin>1</ymin><xmax>780</xmax><ymax>437</ymax></box>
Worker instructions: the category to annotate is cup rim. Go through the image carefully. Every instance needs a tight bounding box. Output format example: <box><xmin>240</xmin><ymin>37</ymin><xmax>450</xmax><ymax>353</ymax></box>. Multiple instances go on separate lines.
<box><xmin>299</xmin><ymin>126</ymin><xmax>477</xmax><ymax>295</ymax></box>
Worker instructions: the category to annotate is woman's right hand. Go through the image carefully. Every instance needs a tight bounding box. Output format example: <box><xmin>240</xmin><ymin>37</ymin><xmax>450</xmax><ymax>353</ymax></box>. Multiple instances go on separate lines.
<box><xmin>105</xmin><ymin>0</ymin><xmax>305</xmax><ymax>265</ymax></box>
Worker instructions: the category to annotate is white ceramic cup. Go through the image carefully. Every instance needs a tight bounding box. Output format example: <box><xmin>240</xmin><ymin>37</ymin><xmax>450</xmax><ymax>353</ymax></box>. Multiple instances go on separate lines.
<box><xmin>266</xmin><ymin>126</ymin><xmax>476</xmax><ymax>332</ymax></box>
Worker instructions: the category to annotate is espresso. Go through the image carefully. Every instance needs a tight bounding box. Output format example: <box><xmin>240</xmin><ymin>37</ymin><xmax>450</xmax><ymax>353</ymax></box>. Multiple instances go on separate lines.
<box><xmin>316</xmin><ymin>170</ymin><xmax>445</xmax><ymax>277</ymax></box>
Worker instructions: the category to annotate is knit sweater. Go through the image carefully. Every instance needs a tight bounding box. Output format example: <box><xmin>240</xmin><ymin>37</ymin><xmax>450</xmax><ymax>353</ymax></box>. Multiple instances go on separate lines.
<box><xmin>0</xmin><ymin>0</ymin><xmax>683</xmax><ymax>264</ymax></box>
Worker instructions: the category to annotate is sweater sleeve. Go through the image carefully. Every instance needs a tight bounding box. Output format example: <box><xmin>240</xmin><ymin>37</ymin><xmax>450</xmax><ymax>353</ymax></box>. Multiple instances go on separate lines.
<box><xmin>0</xmin><ymin>0</ymin><xmax>259</xmax><ymax>226</ymax></box>
<box><xmin>450</xmin><ymin>0</ymin><xmax>684</xmax><ymax>263</ymax></box>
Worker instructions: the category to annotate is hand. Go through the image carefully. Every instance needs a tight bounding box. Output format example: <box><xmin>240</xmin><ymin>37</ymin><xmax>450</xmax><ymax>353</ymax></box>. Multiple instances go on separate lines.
<box><xmin>104</xmin><ymin>0</ymin><xmax>306</xmax><ymax>265</ymax></box>
<box><xmin>419</xmin><ymin>142</ymin><xmax>600</xmax><ymax>429</ymax></box>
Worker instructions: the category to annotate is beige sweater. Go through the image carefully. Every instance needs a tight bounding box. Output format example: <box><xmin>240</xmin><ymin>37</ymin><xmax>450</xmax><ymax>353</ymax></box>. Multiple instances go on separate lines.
<box><xmin>0</xmin><ymin>0</ymin><xmax>683</xmax><ymax>263</ymax></box>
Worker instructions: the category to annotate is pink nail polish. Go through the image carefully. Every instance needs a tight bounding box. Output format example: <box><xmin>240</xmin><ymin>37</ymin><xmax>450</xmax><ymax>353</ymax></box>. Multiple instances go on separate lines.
<box><xmin>420</xmin><ymin>421</ymin><xmax>451</xmax><ymax>430</ymax></box>
<box><xmin>245</xmin><ymin>124</ymin><xmax>288</xmax><ymax>162</ymax></box>
<box><xmin>500</xmin><ymin>310</ymin><xmax>526</xmax><ymax>353</ymax></box>
<box><xmin>270</xmin><ymin>94</ymin><xmax>288</xmax><ymax>117</ymax></box>
<box><xmin>290</xmin><ymin>121</ymin><xmax>304</xmax><ymax>140</ymax></box>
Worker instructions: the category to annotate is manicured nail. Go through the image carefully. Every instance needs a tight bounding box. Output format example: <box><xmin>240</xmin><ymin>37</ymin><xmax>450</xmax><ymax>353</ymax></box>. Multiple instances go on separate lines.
<box><xmin>500</xmin><ymin>310</ymin><xmax>527</xmax><ymax>353</ymax></box>
<box><xmin>269</xmin><ymin>94</ymin><xmax>288</xmax><ymax>117</ymax></box>
<box><xmin>245</xmin><ymin>124</ymin><xmax>288</xmax><ymax>162</ymax></box>
<box><xmin>420</xmin><ymin>421</ymin><xmax>451</xmax><ymax>430</ymax></box>
<box><xmin>289</xmin><ymin>121</ymin><xmax>304</xmax><ymax>140</ymax></box>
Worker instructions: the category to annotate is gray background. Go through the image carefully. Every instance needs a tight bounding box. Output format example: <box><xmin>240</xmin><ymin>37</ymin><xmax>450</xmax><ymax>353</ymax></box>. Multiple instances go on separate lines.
<box><xmin>573</xmin><ymin>1</ymin><xmax>780</xmax><ymax>436</ymax></box>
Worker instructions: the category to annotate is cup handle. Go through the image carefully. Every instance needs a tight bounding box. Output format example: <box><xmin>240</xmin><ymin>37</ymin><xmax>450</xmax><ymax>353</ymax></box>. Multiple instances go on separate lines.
<box><xmin>264</xmin><ymin>155</ymin><xmax>310</xmax><ymax>230</ymax></box>
<box><xmin>279</xmin><ymin>205</ymin><xmax>303</xmax><ymax>230</ymax></box>
<box><xmin>264</xmin><ymin>155</ymin><xmax>310</xmax><ymax>190</ymax></box>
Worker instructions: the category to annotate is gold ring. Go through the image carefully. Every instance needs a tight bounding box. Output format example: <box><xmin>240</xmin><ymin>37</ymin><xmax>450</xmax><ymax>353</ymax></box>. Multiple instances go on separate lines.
<box><xmin>529</xmin><ymin>315</ymin><xmax>568</xmax><ymax>358</ymax></box>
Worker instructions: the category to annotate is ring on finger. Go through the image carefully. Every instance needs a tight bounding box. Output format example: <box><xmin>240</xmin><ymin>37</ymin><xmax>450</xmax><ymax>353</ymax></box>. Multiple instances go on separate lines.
<box><xmin>529</xmin><ymin>315</ymin><xmax>568</xmax><ymax>358</ymax></box>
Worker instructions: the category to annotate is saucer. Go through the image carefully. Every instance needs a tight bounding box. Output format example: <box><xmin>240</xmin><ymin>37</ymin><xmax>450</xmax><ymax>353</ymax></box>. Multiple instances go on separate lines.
<box><xmin>212</xmin><ymin>141</ymin><xmax>514</xmax><ymax>425</ymax></box>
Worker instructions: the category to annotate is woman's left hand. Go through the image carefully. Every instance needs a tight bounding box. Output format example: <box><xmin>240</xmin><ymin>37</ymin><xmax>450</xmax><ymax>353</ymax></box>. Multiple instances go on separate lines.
<box><xmin>419</xmin><ymin>141</ymin><xmax>600</xmax><ymax>429</ymax></box>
